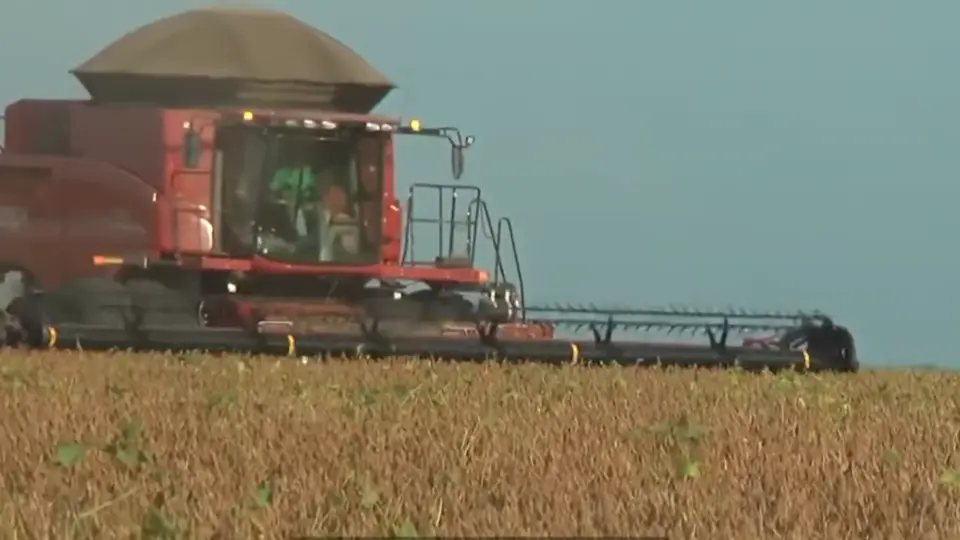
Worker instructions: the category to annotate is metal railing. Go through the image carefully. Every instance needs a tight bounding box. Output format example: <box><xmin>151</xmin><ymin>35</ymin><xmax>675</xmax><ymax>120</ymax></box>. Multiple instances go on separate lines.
<box><xmin>401</xmin><ymin>182</ymin><xmax>527</xmax><ymax>317</ymax></box>
<box><xmin>402</xmin><ymin>183</ymin><xmax>481</xmax><ymax>266</ymax></box>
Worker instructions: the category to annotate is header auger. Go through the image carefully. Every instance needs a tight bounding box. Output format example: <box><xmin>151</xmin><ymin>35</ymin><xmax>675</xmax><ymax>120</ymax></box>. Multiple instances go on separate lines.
<box><xmin>0</xmin><ymin>7</ymin><xmax>860</xmax><ymax>372</ymax></box>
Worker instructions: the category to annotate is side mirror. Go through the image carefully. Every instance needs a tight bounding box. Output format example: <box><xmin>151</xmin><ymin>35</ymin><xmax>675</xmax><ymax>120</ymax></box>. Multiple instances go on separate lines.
<box><xmin>182</xmin><ymin>127</ymin><xmax>202</xmax><ymax>169</ymax></box>
<box><xmin>451</xmin><ymin>135</ymin><xmax>475</xmax><ymax>180</ymax></box>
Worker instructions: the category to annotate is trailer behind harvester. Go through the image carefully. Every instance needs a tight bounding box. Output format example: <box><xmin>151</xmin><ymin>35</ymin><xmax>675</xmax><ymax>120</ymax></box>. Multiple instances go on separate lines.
<box><xmin>0</xmin><ymin>8</ymin><xmax>859</xmax><ymax>372</ymax></box>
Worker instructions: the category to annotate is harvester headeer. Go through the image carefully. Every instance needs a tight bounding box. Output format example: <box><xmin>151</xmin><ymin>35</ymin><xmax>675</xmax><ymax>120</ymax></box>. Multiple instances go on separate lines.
<box><xmin>0</xmin><ymin>8</ymin><xmax>859</xmax><ymax>372</ymax></box>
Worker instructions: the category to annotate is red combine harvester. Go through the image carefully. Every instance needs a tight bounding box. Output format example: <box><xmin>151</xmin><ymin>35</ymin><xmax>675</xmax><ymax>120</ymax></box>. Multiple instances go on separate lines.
<box><xmin>0</xmin><ymin>8</ymin><xmax>858</xmax><ymax>371</ymax></box>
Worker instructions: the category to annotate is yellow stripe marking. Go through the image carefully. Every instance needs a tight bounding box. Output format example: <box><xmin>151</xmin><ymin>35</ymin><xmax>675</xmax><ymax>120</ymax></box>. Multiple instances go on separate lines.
<box><xmin>570</xmin><ymin>343</ymin><xmax>580</xmax><ymax>364</ymax></box>
<box><xmin>802</xmin><ymin>350</ymin><xmax>811</xmax><ymax>371</ymax></box>
<box><xmin>286</xmin><ymin>335</ymin><xmax>296</xmax><ymax>357</ymax></box>
<box><xmin>47</xmin><ymin>327</ymin><xmax>57</xmax><ymax>348</ymax></box>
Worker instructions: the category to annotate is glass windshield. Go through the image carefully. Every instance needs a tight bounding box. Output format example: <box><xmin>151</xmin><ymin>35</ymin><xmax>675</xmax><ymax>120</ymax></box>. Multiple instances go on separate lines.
<box><xmin>218</xmin><ymin>126</ymin><xmax>383</xmax><ymax>265</ymax></box>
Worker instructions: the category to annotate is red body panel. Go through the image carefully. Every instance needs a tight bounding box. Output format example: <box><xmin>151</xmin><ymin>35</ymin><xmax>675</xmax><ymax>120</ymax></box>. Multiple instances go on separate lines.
<box><xmin>158</xmin><ymin>109</ymin><xmax>217</xmax><ymax>256</ymax></box>
<box><xmin>0</xmin><ymin>155</ymin><xmax>155</xmax><ymax>286</ymax></box>
<box><xmin>381</xmin><ymin>137</ymin><xmax>403</xmax><ymax>263</ymax></box>
<box><xmin>203</xmin><ymin>295</ymin><xmax>554</xmax><ymax>340</ymax></box>
<box><xmin>0</xmin><ymin>100</ymin><xmax>160</xmax><ymax>285</ymax></box>
<box><xmin>0</xmin><ymin>100</ymin><xmax>487</xmax><ymax>289</ymax></box>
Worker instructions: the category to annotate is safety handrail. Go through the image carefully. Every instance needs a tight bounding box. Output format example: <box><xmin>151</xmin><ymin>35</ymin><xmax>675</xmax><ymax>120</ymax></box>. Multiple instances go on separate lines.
<box><xmin>494</xmin><ymin>217</ymin><xmax>527</xmax><ymax>321</ymax></box>
<box><xmin>466</xmin><ymin>200</ymin><xmax>525</xmax><ymax>300</ymax></box>
<box><xmin>400</xmin><ymin>184</ymin><xmax>526</xmax><ymax>316</ymax></box>
<box><xmin>463</xmin><ymin>197</ymin><xmax>503</xmax><ymax>279</ymax></box>
<box><xmin>458</xmin><ymin>199</ymin><xmax>527</xmax><ymax>320</ymax></box>
<box><xmin>463</xmin><ymin>197</ymin><xmax>484</xmax><ymax>262</ymax></box>
<box><xmin>402</xmin><ymin>183</ymin><xmax>482</xmax><ymax>266</ymax></box>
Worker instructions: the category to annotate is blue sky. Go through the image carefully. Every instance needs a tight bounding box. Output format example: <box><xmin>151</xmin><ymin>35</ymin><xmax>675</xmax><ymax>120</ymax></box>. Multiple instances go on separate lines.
<box><xmin>3</xmin><ymin>0</ymin><xmax>959</xmax><ymax>366</ymax></box>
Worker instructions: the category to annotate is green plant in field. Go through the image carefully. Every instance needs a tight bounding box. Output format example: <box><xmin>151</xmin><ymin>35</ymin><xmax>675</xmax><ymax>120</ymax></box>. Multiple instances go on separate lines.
<box><xmin>646</xmin><ymin>414</ymin><xmax>709</xmax><ymax>481</ymax></box>
<box><xmin>0</xmin><ymin>366</ymin><xmax>33</xmax><ymax>390</ymax></box>
<box><xmin>391</xmin><ymin>518</ymin><xmax>420</xmax><ymax>538</ymax></box>
<box><xmin>53</xmin><ymin>442</ymin><xmax>85</xmax><ymax>467</ymax></box>
<box><xmin>104</xmin><ymin>420</ymin><xmax>154</xmax><ymax>471</ymax></box>
<box><xmin>141</xmin><ymin>493</ymin><xmax>181</xmax><ymax>540</ymax></box>
<box><xmin>289</xmin><ymin>379</ymin><xmax>311</xmax><ymax>401</ymax></box>
<box><xmin>48</xmin><ymin>420</ymin><xmax>189</xmax><ymax>538</ymax></box>
<box><xmin>52</xmin><ymin>420</ymin><xmax>154</xmax><ymax>471</ymax></box>
<box><xmin>358</xmin><ymin>386</ymin><xmax>380</xmax><ymax>407</ymax></box>
<box><xmin>771</xmin><ymin>369</ymin><xmax>803</xmax><ymax>395</ymax></box>
<box><xmin>53</xmin><ymin>421</ymin><xmax>154</xmax><ymax>470</ymax></box>
<box><xmin>252</xmin><ymin>480</ymin><xmax>274</xmax><ymax>509</ymax></box>
<box><xmin>938</xmin><ymin>469</ymin><xmax>960</xmax><ymax>489</ymax></box>
<box><xmin>317</xmin><ymin>475</ymin><xmax>425</xmax><ymax>538</ymax></box>
<box><xmin>106</xmin><ymin>380</ymin><xmax>130</xmax><ymax>397</ymax></box>
<box><xmin>360</xmin><ymin>484</ymin><xmax>381</xmax><ymax>510</ymax></box>
<box><xmin>205</xmin><ymin>392</ymin><xmax>238</xmax><ymax>413</ymax></box>
<box><xmin>649</xmin><ymin>414</ymin><xmax>709</xmax><ymax>445</ymax></box>
<box><xmin>675</xmin><ymin>455</ymin><xmax>701</xmax><ymax>480</ymax></box>
<box><xmin>882</xmin><ymin>449</ymin><xmax>903</xmax><ymax>468</ymax></box>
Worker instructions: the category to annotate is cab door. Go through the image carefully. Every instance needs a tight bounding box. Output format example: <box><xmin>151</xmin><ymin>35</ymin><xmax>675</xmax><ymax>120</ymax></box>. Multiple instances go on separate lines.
<box><xmin>356</xmin><ymin>136</ymin><xmax>386</xmax><ymax>253</ymax></box>
<box><xmin>214</xmin><ymin>126</ymin><xmax>271</xmax><ymax>256</ymax></box>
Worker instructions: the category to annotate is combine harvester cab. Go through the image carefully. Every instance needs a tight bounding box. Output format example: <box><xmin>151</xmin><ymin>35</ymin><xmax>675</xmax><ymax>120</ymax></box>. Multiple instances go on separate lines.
<box><xmin>0</xmin><ymin>8</ymin><xmax>859</xmax><ymax>372</ymax></box>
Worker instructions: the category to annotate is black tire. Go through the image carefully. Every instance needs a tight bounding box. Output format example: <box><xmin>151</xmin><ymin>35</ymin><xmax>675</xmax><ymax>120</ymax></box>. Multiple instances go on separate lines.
<box><xmin>805</xmin><ymin>324</ymin><xmax>859</xmax><ymax>373</ymax></box>
<box><xmin>0</xmin><ymin>267</ymin><xmax>41</xmax><ymax>346</ymax></box>
<box><xmin>42</xmin><ymin>277</ymin><xmax>133</xmax><ymax>327</ymax></box>
<box><xmin>834</xmin><ymin>327</ymin><xmax>859</xmax><ymax>373</ymax></box>
<box><xmin>4</xmin><ymin>293</ymin><xmax>45</xmax><ymax>347</ymax></box>
<box><xmin>124</xmin><ymin>279</ymin><xmax>202</xmax><ymax>327</ymax></box>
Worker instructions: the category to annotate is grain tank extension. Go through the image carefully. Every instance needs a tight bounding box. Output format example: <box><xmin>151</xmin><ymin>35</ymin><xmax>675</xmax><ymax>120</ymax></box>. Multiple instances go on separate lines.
<box><xmin>0</xmin><ymin>8</ymin><xmax>859</xmax><ymax>371</ymax></box>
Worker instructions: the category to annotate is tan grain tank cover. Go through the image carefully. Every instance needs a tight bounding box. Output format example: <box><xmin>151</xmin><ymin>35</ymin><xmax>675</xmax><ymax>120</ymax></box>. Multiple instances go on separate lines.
<box><xmin>73</xmin><ymin>6</ymin><xmax>394</xmax><ymax>86</ymax></box>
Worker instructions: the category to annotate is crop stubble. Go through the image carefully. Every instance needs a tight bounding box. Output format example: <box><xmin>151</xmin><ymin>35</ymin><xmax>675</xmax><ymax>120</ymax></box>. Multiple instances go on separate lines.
<box><xmin>0</xmin><ymin>351</ymin><xmax>959</xmax><ymax>539</ymax></box>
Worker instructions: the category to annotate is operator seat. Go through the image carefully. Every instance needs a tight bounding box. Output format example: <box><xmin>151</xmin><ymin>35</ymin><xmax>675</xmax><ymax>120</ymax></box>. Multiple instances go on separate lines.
<box><xmin>324</xmin><ymin>184</ymin><xmax>349</xmax><ymax>218</ymax></box>
<box><xmin>322</xmin><ymin>185</ymin><xmax>360</xmax><ymax>256</ymax></box>
<box><xmin>199</xmin><ymin>217</ymin><xmax>214</xmax><ymax>252</ymax></box>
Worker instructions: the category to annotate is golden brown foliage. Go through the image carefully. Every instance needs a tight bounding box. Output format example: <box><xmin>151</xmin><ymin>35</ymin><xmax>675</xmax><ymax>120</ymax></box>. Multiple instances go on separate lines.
<box><xmin>1</xmin><ymin>351</ymin><xmax>959</xmax><ymax>539</ymax></box>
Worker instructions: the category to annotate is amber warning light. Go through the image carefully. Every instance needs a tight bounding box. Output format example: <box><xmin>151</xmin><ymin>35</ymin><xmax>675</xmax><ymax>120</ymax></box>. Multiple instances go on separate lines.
<box><xmin>92</xmin><ymin>255</ymin><xmax>123</xmax><ymax>266</ymax></box>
